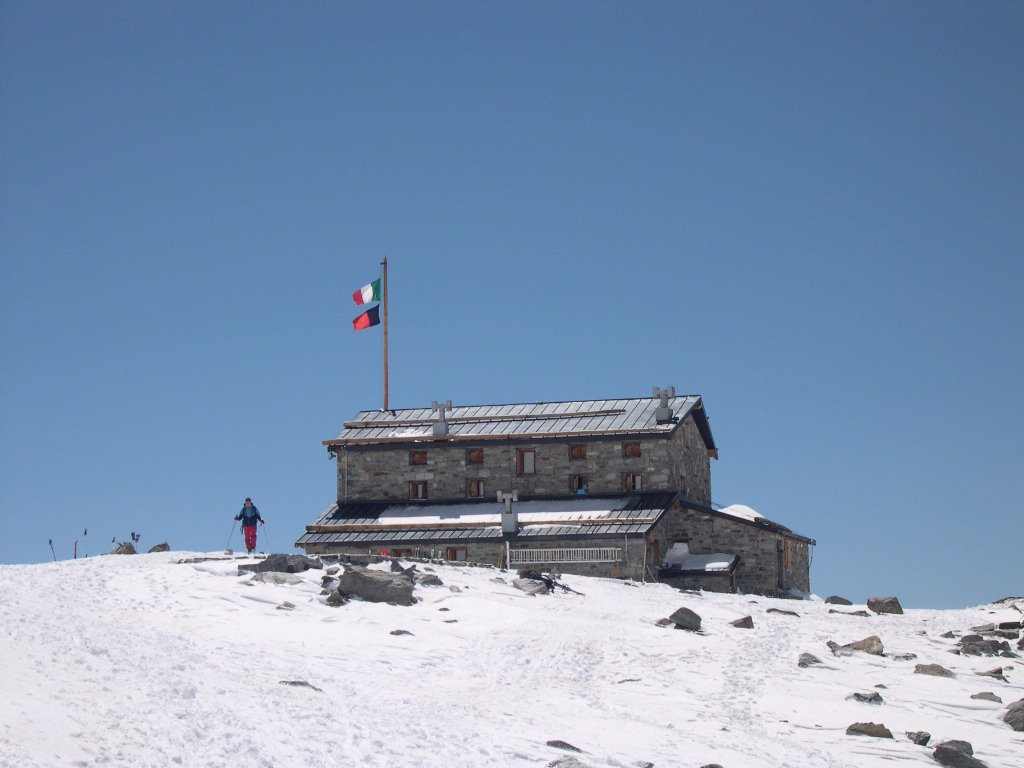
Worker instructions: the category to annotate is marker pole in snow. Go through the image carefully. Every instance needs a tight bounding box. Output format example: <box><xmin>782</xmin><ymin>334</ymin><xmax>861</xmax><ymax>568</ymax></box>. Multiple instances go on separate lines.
<box><xmin>48</xmin><ymin>539</ymin><xmax>56</xmax><ymax>561</ymax></box>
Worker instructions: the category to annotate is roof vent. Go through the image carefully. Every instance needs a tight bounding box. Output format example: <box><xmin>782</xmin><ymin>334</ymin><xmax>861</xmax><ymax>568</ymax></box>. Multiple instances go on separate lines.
<box><xmin>431</xmin><ymin>400</ymin><xmax>453</xmax><ymax>436</ymax></box>
<box><xmin>653</xmin><ymin>386</ymin><xmax>676</xmax><ymax>423</ymax></box>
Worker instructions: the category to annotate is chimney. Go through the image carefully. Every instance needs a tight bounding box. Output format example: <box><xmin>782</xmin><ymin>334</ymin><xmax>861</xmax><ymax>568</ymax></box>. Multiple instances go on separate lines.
<box><xmin>498</xmin><ymin>491</ymin><xmax>519</xmax><ymax>536</ymax></box>
<box><xmin>431</xmin><ymin>400</ymin><xmax>453</xmax><ymax>436</ymax></box>
<box><xmin>653</xmin><ymin>386</ymin><xmax>676</xmax><ymax>423</ymax></box>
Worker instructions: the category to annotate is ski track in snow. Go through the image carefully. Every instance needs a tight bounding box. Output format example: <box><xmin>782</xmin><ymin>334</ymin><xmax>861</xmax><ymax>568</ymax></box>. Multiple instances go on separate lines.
<box><xmin>0</xmin><ymin>553</ymin><xmax>1022</xmax><ymax>768</ymax></box>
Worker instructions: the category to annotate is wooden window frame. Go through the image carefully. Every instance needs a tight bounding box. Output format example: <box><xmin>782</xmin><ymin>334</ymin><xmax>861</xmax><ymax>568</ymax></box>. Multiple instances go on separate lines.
<box><xmin>409</xmin><ymin>450</ymin><xmax>428</xmax><ymax>466</ymax></box>
<box><xmin>516</xmin><ymin>448</ymin><xmax>536</xmax><ymax>475</ymax></box>
<box><xmin>446</xmin><ymin>547</ymin><xmax>468</xmax><ymax>562</ymax></box>
<box><xmin>467</xmin><ymin>477</ymin><xmax>485</xmax><ymax>498</ymax></box>
<box><xmin>408</xmin><ymin>480</ymin><xmax>428</xmax><ymax>499</ymax></box>
<box><xmin>623</xmin><ymin>472</ymin><xmax>642</xmax><ymax>491</ymax></box>
<box><xmin>570</xmin><ymin>474</ymin><xmax>588</xmax><ymax>494</ymax></box>
<box><xmin>391</xmin><ymin>548</ymin><xmax>413</xmax><ymax>558</ymax></box>
<box><xmin>569</xmin><ymin>443</ymin><xmax>587</xmax><ymax>460</ymax></box>
<box><xmin>623</xmin><ymin>441</ymin><xmax>641</xmax><ymax>458</ymax></box>
<box><xmin>466</xmin><ymin>447</ymin><xmax>484</xmax><ymax>465</ymax></box>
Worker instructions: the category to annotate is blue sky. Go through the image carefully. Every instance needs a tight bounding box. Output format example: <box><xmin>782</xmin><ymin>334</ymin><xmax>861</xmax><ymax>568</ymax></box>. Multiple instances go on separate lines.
<box><xmin>2</xmin><ymin>1</ymin><xmax>1021</xmax><ymax>608</ymax></box>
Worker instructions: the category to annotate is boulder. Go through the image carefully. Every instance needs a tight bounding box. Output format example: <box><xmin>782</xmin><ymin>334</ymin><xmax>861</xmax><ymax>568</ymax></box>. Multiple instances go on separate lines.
<box><xmin>415</xmin><ymin>573</ymin><xmax>444</xmax><ymax>587</ymax></box>
<box><xmin>906</xmin><ymin>731</ymin><xmax>931</xmax><ymax>746</ymax></box>
<box><xmin>667</xmin><ymin>607</ymin><xmax>702</xmax><ymax>632</ymax></box>
<box><xmin>325</xmin><ymin>591</ymin><xmax>348</xmax><ymax>607</ymax></box>
<box><xmin>850</xmin><ymin>692</ymin><xmax>884</xmax><ymax>704</ymax></box>
<box><xmin>147</xmin><ymin>542</ymin><xmax>170</xmax><ymax>553</ymax></box>
<box><xmin>960</xmin><ymin>638</ymin><xmax>1011</xmax><ymax>656</ymax></box>
<box><xmin>1003</xmin><ymin>698</ymin><xmax>1024</xmax><ymax>731</ymax></box>
<box><xmin>111</xmin><ymin>542</ymin><xmax>137</xmax><ymax>555</ymax></box>
<box><xmin>250</xmin><ymin>572</ymin><xmax>303</xmax><ymax>585</ymax></box>
<box><xmin>933</xmin><ymin>741</ymin><xmax>986</xmax><ymax>768</ymax></box>
<box><xmin>731</xmin><ymin>615</ymin><xmax>754</xmax><ymax>629</ymax></box>
<box><xmin>338</xmin><ymin>565</ymin><xmax>416</xmax><ymax>606</ymax></box>
<box><xmin>239</xmin><ymin>554</ymin><xmax>319</xmax><ymax>575</ymax></box>
<box><xmin>827</xmin><ymin>635</ymin><xmax>884</xmax><ymax>656</ymax></box>
<box><xmin>867</xmin><ymin>596</ymin><xmax>903</xmax><ymax>615</ymax></box>
<box><xmin>977</xmin><ymin>667</ymin><xmax>1007</xmax><ymax>682</ymax></box>
<box><xmin>825</xmin><ymin>595</ymin><xmax>853</xmax><ymax>605</ymax></box>
<box><xmin>513</xmin><ymin>578</ymin><xmax>552</xmax><ymax>596</ymax></box>
<box><xmin>545</xmin><ymin>740</ymin><xmax>583</xmax><ymax>753</ymax></box>
<box><xmin>798</xmin><ymin>652</ymin><xmax>823</xmax><ymax>668</ymax></box>
<box><xmin>915</xmin><ymin>663</ymin><xmax>955</xmax><ymax>678</ymax></box>
<box><xmin>971</xmin><ymin>692</ymin><xmax>1002</xmax><ymax>703</ymax></box>
<box><xmin>846</xmin><ymin>722</ymin><xmax>892</xmax><ymax>738</ymax></box>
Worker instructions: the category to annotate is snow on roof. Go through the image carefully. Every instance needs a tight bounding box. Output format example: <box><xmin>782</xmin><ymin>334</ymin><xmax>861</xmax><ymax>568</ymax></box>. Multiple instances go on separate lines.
<box><xmin>662</xmin><ymin>542</ymin><xmax>737</xmax><ymax>572</ymax></box>
<box><xmin>716</xmin><ymin>504</ymin><xmax>764</xmax><ymax>522</ymax></box>
<box><xmin>374</xmin><ymin>497</ymin><xmax>637</xmax><ymax>527</ymax></box>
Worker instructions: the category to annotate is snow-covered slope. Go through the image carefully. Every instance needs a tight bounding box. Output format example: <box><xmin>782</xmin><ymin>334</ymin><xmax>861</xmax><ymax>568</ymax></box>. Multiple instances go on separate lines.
<box><xmin>0</xmin><ymin>553</ymin><xmax>1020</xmax><ymax>768</ymax></box>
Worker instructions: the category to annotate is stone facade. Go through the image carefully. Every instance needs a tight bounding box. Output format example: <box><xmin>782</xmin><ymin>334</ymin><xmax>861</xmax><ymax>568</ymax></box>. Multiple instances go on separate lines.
<box><xmin>337</xmin><ymin>413</ymin><xmax>712</xmax><ymax>505</ymax></box>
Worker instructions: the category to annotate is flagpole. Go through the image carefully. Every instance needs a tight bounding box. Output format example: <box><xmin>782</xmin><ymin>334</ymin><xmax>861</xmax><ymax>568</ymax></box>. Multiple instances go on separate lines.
<box><xmin>381</xmin><ymin>256</ymin><xmax>389</xmax><ymax>411</ymax></box>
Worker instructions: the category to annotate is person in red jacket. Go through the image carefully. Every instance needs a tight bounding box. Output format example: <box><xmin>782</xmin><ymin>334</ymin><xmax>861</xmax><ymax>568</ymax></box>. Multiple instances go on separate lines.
<box><xmin>234</xmin><ymin>498</ymin><xmax>265</xmax><ymax>555</ymax></box>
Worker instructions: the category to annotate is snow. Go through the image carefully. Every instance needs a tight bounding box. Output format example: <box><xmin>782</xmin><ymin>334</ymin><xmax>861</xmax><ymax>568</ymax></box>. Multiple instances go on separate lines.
<box><xmin>717</xmin><ymin>504</ymin><xmax>765</xmax><ymax>522</ymax></box>
<box><xmin>375</xmin><ymin>497</ymin><xmax>634</xmax><ymax>526</ymax></box>
<box><xmin>1</xmin><ymin>552</ymin><xmax>1021</xmax><ymax>768</ymax></box>
<box><xmin>662</xmin><ymin>542</ymin><xmax>736</xmax><ymax>572</ymax></box>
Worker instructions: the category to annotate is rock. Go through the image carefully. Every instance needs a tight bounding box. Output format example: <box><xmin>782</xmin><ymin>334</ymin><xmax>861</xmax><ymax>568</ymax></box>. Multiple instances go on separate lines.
<box><xmin>998</xmin><ymin>620</ymin><xmax>1023</xmax><ymax>631</ymax></box>
<box><xmin>731</xmin><ymin>615</ymin><xmax>754</xmax><ymax>629</ymax></box>
<box><xmin>111</xmin><ymin>542</ymin><xmax>137</xmax><ymax>555</ymax></box>
<box><xmin>846</xmin><ymin>722</ymin><xmax>892</xmax><ymax>738</ymax></box>
<box><xmin>889</xmin><ymin>653</ymin><xmax>918</xmax><ymax>661</ymax></box>
<box><xmin>907</xmin><ymin>731</ymin><xmax>931</xmax><ymax>746</ymax></box>
<box><xmin>1004</xmin><ymin>698</ymin><xmax>1024</xmax><ymax>731</ymax></box>
<box><xmin>250</xmin><ymin>572</ymin><xmax>303</xmax><ymax>585</ymax></box>
<box><xmin>389</xmin><ymin>629</ymin><xmax>413</xmax><ymax>636</ymax></box>
<box><xmin>971</xmin><ymin>692</ymin><xmax>1002</xmax><ymax>703</ymax></box>
<box><xmin>147</xmin><ymin>542</ymin><xmax>170</xmax><ymax>553</ymax></box>
<box><xmin>547</xmin><ymin>758</ymin><xmax>592</xmax><ymax>768</ymax></box>
<box><xmin>798</xmin><ymin>652</ymin><xmax>823</xmax><ymax>668</ymax></box>
<box><xmin>279</xmin><ymin>680</ymin><xmax>322</xmax><ymax>692</ymax></box>
<box><xmin>325</xmin><ymin>591</ymin><xmax>348</xmax><ymax>607</ymax></box>
<box><xmin>825</xmin><ymin>595</ymin><xmax>853</xmax><ymax>605</ymax></box>
<box><xmin>940</xmin><ymin>631</ymin><xmax>957</xmax><ymax>639</ymax></box>
<box><xmin>667</xmin><ymin>607</ymin><xmax>702</xmax><ymax>631</ymax></box>
<box><xmin>325</xmin><ymin>565</ymin><xmax>340</xmax><ymax>575</ymax></box>
<box><xmin>850</xmin><ymin>692</ymin><xmax>884</xmax><ymax>704</ymax></box>
<box><xmin>933</xmin><ymin>741</ymin><xmax>986</xmax><ymax>768</ymax></box>
<box><xmin>513</xmin><ymin>578</ymin><xmax>552</xmax><ymax>595</ymax></box>
<box><xmin>827</xmin><ymin>635</ymin><xmax>884</xmax><ymax>656</ymax></box>
<box><xmin>829</xmin><ymin>609</ymin><xmax>871</xmax><ymax>617</ymax></box>
<box><xmin>276</xmin><ymin>601</ymin><xmax>295</xmax><ymax>611</ymax></box>
<box><xmin>767</xmin><ymin>608</ymin><xmax>800</xmax><ymax>617</ymax></box>
<box><xmin>415</xmin><ymin>573</ymin><xmax>444</xmax><ymax>587</ymax></box>
<box><xmin>239</xmin><ymin>554</ymin><xmax>319</xmax><ymax>575</ymax></box>
<box><xmin>960</xmin><ymin>638</ymin><xmax>1011</xmax><ymax>656</ymax></box>
<box><xmin>977</xmin><ymin>667</ymin><xmax>1007</xmax><ymax>682</ymax></box>
<box><xmin>546</xmin><ymin>740</ymin><xmax>583</xmax><ymax>753</ymax></box>
<box><xmin>915</xmin><ymin>663</ymin><xmax>955</xmax><ymax>678</ymax></box>
<box><xmin>338</xmin><ymin>565</ymin><xmax>416</xmax><ymax>606</ymax></box>
<box><xmin>655</xmin><ymin>618</ymin><xmax>675</xmax><ymax>628</ymax></box>
<box><xmin>867</xmin><ymin>596</ymin><xmax>903</xmax><ymax>615</ymax></box>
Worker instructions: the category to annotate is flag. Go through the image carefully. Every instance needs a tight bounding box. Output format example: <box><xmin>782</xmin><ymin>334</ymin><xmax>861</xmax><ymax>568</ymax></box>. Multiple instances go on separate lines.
<box><xmin>352</xmin><ymin>305</ymin><xmax>381</xmax><ymax>331</ymax></box>
<box><xmin>352</xmin><ymin>279</ymin><xmax>381</xmax><ymax>305</ymax></box>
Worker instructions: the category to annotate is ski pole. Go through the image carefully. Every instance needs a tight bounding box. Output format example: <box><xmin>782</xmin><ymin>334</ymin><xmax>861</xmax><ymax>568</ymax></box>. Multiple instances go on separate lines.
<box><xmin>260</xmin><ymin>521</ymin><xmax>270</xmax><ymax>553</ymax></box>
<box><xmin>226</xmin><ymin>520</ymin><xmax>237</xmax><ymax>551</ymax></box>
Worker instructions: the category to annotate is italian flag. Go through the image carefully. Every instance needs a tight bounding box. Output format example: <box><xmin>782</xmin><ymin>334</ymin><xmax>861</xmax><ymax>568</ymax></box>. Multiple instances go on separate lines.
<box><xmin>352</xmin><ymin>279</ymin><xmax>381</xmax><ymax>305</ymax></box>
<box><xmin>352</xmin><ymin>305</ymin><xmax>381</xmax><ymax>331</ymax></box>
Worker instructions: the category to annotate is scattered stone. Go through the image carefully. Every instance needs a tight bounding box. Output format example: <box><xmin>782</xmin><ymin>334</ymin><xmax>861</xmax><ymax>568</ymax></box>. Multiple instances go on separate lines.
<box><xmin>279</xmin><ymin>680</ymin><xmax>323</xmax><ymax>692</ymax></box>
<box><xmin>443</xmin><ymin>619</ymin><xmax>457</xmax><ymax>623</ymax></box>
<box><xmin>850</xmin><ymin>692</ymin><xmax>884</xmax><ymax>704</ymax></box>
<box><xmin>667</xmin><ymin>607</ymin><xmax>702</xmax><ymax>632</ymax></box>
<box><xmin>940</xmin><ymin>631</ymin><xmax>957</xmax><ymax>639</ymax></box>
<box><xmin>829</xmin><ymin>609</ymin><xmax>872</xmax><ymax>617</ymax></box>
<box><xmin>546</xmin><ymin>740</ymin><xmax>583</xmax><ymax>753</ymax></box>
<box><xmin>147</xmin><ymin>542</ymin><xmax>170</xmax><ymax>553</ymax></box>
<box><xmin>448</xmin><ymin>585</ymin><xmax>462</xmax><ymax>593</ymax></box>
<box><xmin>111</xmin><ymin>542</ymin><xmax>137</xmax><ymax>555</ymax></box>
<box><xmin>616</xmin><ymin>678</ymin><xmax>642</xmax><ymax>684</ymax></box>
<box><xmin>700</xmin><ymin>764</ymin><xmax>724</xmax><ymax>768</ymax></box>
<box><xmin>325</xmin><ymin>591</ymin><xmax>348</xmax><ymax>607</ymax></box>
<box><xmin>438</xmin><ymin>607</ymin><xmax>450</xmax><ymax>612</ymax></box>
<box><xmin>971</xmin><ymin>692</ymin><xmax>1002</xmax><ymax>703</ymax></box>
<box><xmin>915</xmin><ymin>663</ymin><xmax>955</xmax><ymax>678</ymax></box>
<box><xmin>767</xmin><ymin>608</ymin><xmax>799</xmax><ymax>617</ymax></box>
<box><xmin>868</xmin><ymin>596</ymin><xmax>903</xmax><ymax>615</ymax></box>
<box><xmin>827</xmin><ymin>635</ymin><xmax>884</xmax><ymax>656</ymax></box>
<box><xmin>933</xmin><ymin>741</ymin><xmax>986</xmax><ymax>768</ymax></box>
<box><xmin>239</xmin><ymin>554</ymin><xmax>319</xmax><ymax>575</ymax></box>
<box><xmin>634</xmin><ymin>762</ymin><xmax>654</xmax><ymax>768</ymax></box>
<box><xmin>250</xmin><ymin>572</ymin><xmax>303</xmax><ymax>585</ymax></box>
<box><xmin>513</xmin><ymin>578</ymin><xmax>552</xmax><ymax>595</ymax></box>
<box><xmin>798</xmin><ymin>652</ymin><xmax>823</xmax><ymax>668</ymax></box>
<box><xmin>978</xmin><ymin>667</ymin><xmax>1007</xmax><ymax>682</ymax></box>
<box><xmin>337</xmin><ymin>565</ymin><xmax>416</xmax><ymax>606</ymax></box>
<box><xmin>276</xmin><ymin>601</ymin><xmax>295</xmax><ymax>611</ymax></box>
<box><xmin>547</xmin><ymin>758</ymin><xmax>591</xmax><ymax>768</ymax></box>
<box><xmin>1003</xmin><ymin>698</ymin><xmax>1024</xmax><ymax>731</ymax></box>
<box><xmin>971</xmin><ymin>623</ymin><xmax>996</xmax><ymax>633</ymax></box>
<box><xmin>415</xmin><ymin>573</ymin><xmax>444</xmax><ymax>587</ymax></box>
<box><xmin>907</xmin><ymin>731</ymin><xmax>931</xmax><ymax>746</ymax></box>
<box><xmin>960</xmin><ymin>638</ymin><xmax>1011</xmax><ymax>656</ymax></box>
<box><xmin>655</xmin><ymin>618</ymin><xmax>675</xmax><ymax>628</ymax></box>
<box><xmin>825</xmin><ymin>595</ymin><xmax>853</xmax><ymax>605</ymax></box>
<box><xmin>998</xmin><ymin>620</ymin><xmax>1023</xmax><ymax>631</ymax></box>
<box><xmin>846</xmin><ymin>722</ymin><xmax>892</xmax><ymax>738</ymax></box>
<box><xmin>325</xmin><ymin>565</ymin><xmax>340</xmax><ymax>575</ymax></box>
<box><xmin>731</xmin><ymin>615</ymin><xmax>754</xmax><ymax>629</ymax></box>
<box><xmin>889</xmin><ymin>653</ymin><xmax>918</xmax><ymax>661</ymax></box>
<box><xmin>389</xmin><ymin>629</ymin><xmax>413</xmax><ymax>636</ymax></box>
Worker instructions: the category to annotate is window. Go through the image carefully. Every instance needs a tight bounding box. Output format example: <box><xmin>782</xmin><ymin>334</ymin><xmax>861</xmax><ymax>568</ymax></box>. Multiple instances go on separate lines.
<box><xmin>409</xmin><ymin>480</ymin><xmax>428</xmax><ymax>499</ymax></box>
<box><xmin>516</xmin><ymin>448</ymin><xmax>536</xmax><ymax>475</ymax></box>
<box><xmin>409</xmin><ymin>450</ymin><xmax>427</xmax><ymax>466</ymax></box>
<box><xmin>623</xmin><ymin>472</ymin><xmax>642</xmax><ymax>491</ymax></box>
<box><xmin>466</xmin><ymin>447</ymin><xmax>484</xmax><ymax>465</ymax></box>
<box><xmin>467</xmin><ymin>478</ymin><xmax>485</xmax><ymax>498</ymax></box>
<box><xmin>569</xmin><ymin>443</ymin><xmax>587</xmax><ymax>460</ymax></box>
<box><xmin>446</xmin><ymin>547</ymin><xmax>468</xmax><ymax>562</ymax></box>
<box><xmin>623</xmin><ymin>442</ymin><xmax>641</xmax><ymax>458</ymax></box>
<box><xmin>570</xmin><ymin>475</ymin><xmax>588</xmax><ymax>494</ymax></box>
<box><xmin>391</xmin><ymin>548</ymin><xmax>413</xmax><ymax>558</ymax></box>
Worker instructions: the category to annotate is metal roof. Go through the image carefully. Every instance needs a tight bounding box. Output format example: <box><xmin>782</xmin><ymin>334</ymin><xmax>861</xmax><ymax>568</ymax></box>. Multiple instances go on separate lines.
<box><xmin>295</xmin><ymin>493</ymin><xmax>677</xmax><ymax>547</ymax></box>
<box><xmin>323</xmin><ymin>394</ymin><xmax>716</xmax><ymax>454</ymax></box>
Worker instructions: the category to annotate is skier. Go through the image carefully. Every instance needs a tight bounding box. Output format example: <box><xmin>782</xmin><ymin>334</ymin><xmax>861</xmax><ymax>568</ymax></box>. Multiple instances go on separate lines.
<box><xmin>235</xmin><ymin>497</ymin><xmax>265</xmax><ymax>555</ymax></box>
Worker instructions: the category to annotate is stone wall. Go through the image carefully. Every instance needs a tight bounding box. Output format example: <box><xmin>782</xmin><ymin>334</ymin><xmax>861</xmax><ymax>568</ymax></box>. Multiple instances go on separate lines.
<box><xmin>336</xmin><ymin>414</ymin><xmax>712</xmax><ymax>504</ymax></box>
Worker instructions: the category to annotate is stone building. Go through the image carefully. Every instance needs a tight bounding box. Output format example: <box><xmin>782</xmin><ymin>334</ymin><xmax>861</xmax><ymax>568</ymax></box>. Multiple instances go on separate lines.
<box><xmin>296</xmin><ymin>388</ymin><xmax>815</xmax><ymax>595</ymax></box>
